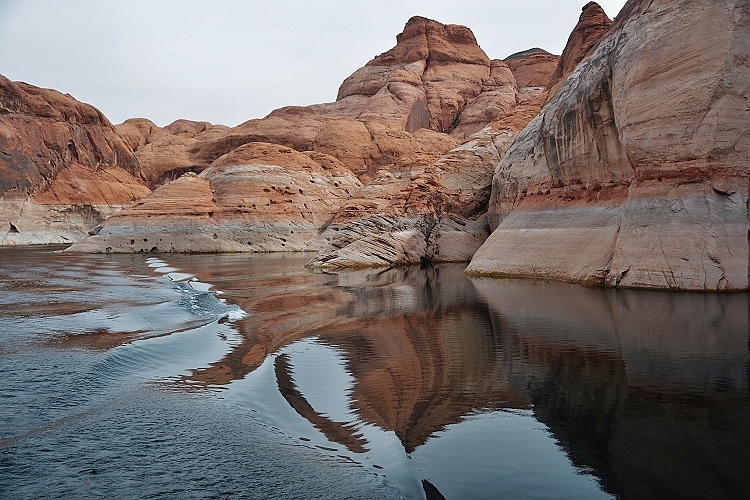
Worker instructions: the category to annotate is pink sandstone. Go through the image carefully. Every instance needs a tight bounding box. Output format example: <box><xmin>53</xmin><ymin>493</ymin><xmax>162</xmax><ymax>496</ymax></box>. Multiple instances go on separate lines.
<box><xmin>466</xmin><ymin>0</ymin><xmax>750</xmax><ymax>291</ymax></box>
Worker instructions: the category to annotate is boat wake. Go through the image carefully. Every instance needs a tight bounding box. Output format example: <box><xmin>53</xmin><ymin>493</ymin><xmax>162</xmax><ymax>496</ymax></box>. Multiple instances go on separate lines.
<box><xmin>146</xmin><ymin>257</ymin><xmax>248</xmax><ymax>322</ymax></box>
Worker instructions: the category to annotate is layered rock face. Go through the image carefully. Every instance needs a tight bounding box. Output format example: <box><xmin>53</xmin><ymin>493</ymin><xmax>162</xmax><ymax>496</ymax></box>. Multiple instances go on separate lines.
<box><xmin>183</xmin><ymin>15</ymin><xmax>556</xmax><ymax>178</ymax></box>
<box><xmin>0</xmin><ymin>75</ymin><xmax>150</xmax><ymax>244</ymax></box>
<box><xmin>504</xmin><ymin>48</ymin><xmax>560</xmax><ymax>88</ymax></box>
<box><xmin>466</xmin><ymin>0</ymin><xmax>750</xmax><ymax>291</ymax></box>
<box><xmin>301</xmin><ymin>19</ymin><xmax>559</xmax><ymax>268</ymax></box>
<box><xmin>71</xmin><ymin>15</ymin><xmax>557</xmax><ymax>262</ymax></box>
<box><xmin>68</xmin><ymin>143</ymin><xmax>362</xmax><ymax>253</ymax></box>
<box><xmin>546</xmin><ymin>1</ymin><xmax>613</xmax><ymax>93</ymax></box>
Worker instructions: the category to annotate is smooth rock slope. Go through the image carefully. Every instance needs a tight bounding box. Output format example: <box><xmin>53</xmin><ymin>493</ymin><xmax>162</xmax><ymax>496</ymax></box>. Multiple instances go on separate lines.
<box><xmin>466</xmin><ymin>0</ymin><xmax>750</xmax><ymax>291</ymax></box>
<box><xmin>0</xmin><ymin>75</ymin><xmax>150</xmax><ymax>244</ymax></box>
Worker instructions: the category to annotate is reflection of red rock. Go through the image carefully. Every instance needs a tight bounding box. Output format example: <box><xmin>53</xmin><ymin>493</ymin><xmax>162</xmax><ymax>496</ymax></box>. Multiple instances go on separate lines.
<box><xmin>472</xmin><ymin>275</ymin><xmax>750</xmax><ymax>499</ymax></box>
<box><xmin>467</xmin><ymin>0</ymin><xmax>750</xmax><ymax>291</ymax></box>
<box><xmin>319</xmin><ymin>313</ymin><xmax>528</xmax><ymax>453</ymax></box>
<box><xmin>173</xmin><ymin>262</ymin><xmax>529</xmax><ymax>453</ymax></box>
<box><xmin>0</xmin><ymin>75</ymin><xmax>149</xmax><ymax>244</ymax></box>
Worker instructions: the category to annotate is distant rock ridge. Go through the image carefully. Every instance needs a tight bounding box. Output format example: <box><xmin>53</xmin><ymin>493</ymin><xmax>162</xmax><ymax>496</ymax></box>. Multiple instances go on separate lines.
<box><xmin>70</xmin><ymin>14</ymin><xmax>560</xmax><ymax>264</ymax></box>
<box><xmin>504</xmin><ymin>48</ymin><xmax>559</xmax><ymax>88</ymax></box>
<box><xmin>466</xmin><ymin>0</ymin><xmax>750</xmax><ymax>291</ymax></box>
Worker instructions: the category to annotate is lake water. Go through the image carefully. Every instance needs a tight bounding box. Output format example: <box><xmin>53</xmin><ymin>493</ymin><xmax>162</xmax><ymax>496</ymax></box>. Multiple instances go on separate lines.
<box><xmin>1</xmin><ymin>247</ymin><xmax>749</xmax><ymax>499</ymax></box>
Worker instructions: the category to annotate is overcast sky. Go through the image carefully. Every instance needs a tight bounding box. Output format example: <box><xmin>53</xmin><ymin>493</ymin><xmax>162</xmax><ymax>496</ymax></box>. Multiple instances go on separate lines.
<box><xmin>0</xmin><ymin>1</ymin><xmax>627</xmax><ymax>127</ymax></box>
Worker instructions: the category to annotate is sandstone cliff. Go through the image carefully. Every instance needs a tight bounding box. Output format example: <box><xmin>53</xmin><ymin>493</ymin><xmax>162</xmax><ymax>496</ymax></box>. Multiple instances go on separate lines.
<box><xmin>466</xmin><ymin>0</ymin><xmax>750</xmax><ymax>291</ymax></box>
<box><xmin>71</xmin><ymin>15</ymin><xmax>558</xmax><ymax>263</ymax></box>
<box><xmin>0</xmin><ymin>75</ymin><xmax>150</xmax><ymax>244</ymax></box>
<box><xmin>546</xmin><ymin>2</ymin><xmax>613</xmax><ymax>93</ymax></box>
<box><xmin>116</xmin><ymin>118</ymin><xmax>229</xmax><ymax>188</ymax></box>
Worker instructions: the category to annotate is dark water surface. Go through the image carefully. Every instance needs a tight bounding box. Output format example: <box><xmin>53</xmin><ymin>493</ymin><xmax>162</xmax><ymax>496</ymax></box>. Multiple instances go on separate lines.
<box><xmin>1</xmin><ymin>247</ymin><xmax>748</xmax><ymax>499</ymax></box>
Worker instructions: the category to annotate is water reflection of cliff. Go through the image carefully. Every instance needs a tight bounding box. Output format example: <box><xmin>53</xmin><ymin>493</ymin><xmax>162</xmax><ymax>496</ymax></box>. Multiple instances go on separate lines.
<box><xmin>472</xmin><ymin>278</ymin><xmax>750</xmax><ymax>499</ymax></box>
<box><xmin>165</xmin><ymin>254</ymin><xmax>750</xmax><ymax>498</ymax></box>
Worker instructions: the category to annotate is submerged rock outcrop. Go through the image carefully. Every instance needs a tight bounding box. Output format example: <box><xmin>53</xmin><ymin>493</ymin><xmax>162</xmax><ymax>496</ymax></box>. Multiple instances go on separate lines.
<box><xmin>0</xmin><ymin>75</ymin><xmax>150</xmax><ymax>244</ymax></box>
<box><xmin>466</xmin><ymin>0</ymin><xmax>750</xmax><ymax>291</ymax></box>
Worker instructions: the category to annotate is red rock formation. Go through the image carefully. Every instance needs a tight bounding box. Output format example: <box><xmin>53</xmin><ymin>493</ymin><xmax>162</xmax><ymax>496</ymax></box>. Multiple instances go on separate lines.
<box><xmin>0</xmin><ymin>75</ymin><xmax>150</xmax><ymax>244</ymax></box>
<box><xmin>504</xmin><ymin>48</ymin><xmax>559</xmax><ymax>88</ymax></box>
<box><xmin>116</xmin><ymin>118</ymin><xmax>229</xmax><ymax>188</ymax></box>
<box><xmin>466</xmin><ymin>0</ymin><xmax>750</xmax><ymax>291</ymax></box>
<box><xmin>186</xmin><ymin>16</ymin><xmax>548</xmax><ymax>178</ymax></box>
<box><xmin>68</xmin><ymin>142</ymin><xmax>362</xmax><ymax>253</ymax></box>
<box><xmin>69</xmin><ymin>15</ymin><xmax>554</xmax><ymax>261</ymax></box>
<box><xmin>546</xmin><ymin>1</ymin><xmax>612</xmax><ymax>92</ymax></box>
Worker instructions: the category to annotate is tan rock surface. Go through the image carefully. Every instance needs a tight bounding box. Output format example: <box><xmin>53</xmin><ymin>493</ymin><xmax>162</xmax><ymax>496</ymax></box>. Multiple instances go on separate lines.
<box><xmin>467</xmin><ymin>0</ymin><xmax>750</xmax><ymax>291</ymax></box>
<box><xmin>306</xmin><ymin>124</ymin><xmax>521</xmax><ymax>269</ymax></box>
<box><xmin>183</xmin><ymin>15</ymin><xmax>524</xmax><ymax>177</ymax></box>
<box><xmin>116</xmin><ymin>118</ymin><xmax>229</xmax><ymax>188</ymax></box>
<box><xmin>0</xmin><ymin>75</ymin><xmax>150</xmax><ymax>244</ymax></box>
<box><xmin>306</xmin><ymin>68</ymin><xmax>555</xmax><ymax>270</ymax></box>
<box><xmin>67</xmin><ymin>143</ymin><xmax>362</xmax><ymax>253</ymax></box>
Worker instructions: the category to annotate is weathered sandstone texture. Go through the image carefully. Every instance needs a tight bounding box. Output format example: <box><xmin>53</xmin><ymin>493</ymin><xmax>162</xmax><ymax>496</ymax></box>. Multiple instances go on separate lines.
<box><xmin>504</xmin><ymin>48</ymin><xmax>559</xmax><ymax>88</ymax></box>
<box><xmin>546</xmin><ymin>1</ymin><xmax>613</xmax><ymax>93</ymax></box>
<box><xmin>67</xmin><ymin>143</ymin><xmax>362</xmax><ymax>253</ymax></box>
<box><xmin>302</xmin><ymin>19</ymin><xmax>559</xmax><ymax>268</ymax></box>
<box><xmin>183</xmin><ymin>15</ymin><xmax>556</xmax><ymax>179</ymax></box>
<box><xmin>70</xmin><ymin>15</ymin><xmax>557</xmax><ymax>262</ymax></box>
<box><xmin>466</xmin><ymin>0</ymin><xmax>750</xmax><ymax>291</ymax></box>
<box><xmin>116</xmin><ymin>118</ymin><xmax>229</xmax><ymax>188</ymax></box>
<box><xmin>0</xmin><ymin>75</ymin><xmax>150</xmax><ymax>244</ymax></box>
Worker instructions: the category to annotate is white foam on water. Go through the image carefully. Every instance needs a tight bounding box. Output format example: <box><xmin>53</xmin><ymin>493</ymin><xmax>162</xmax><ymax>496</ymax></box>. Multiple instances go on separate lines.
<box><xmin>153</xmin><ymin>266</ymin><xmax>179</xmax><ymax>273</ymax></box>
<box><xmin>166</xmin><ymin>272</ymin><xmax>194</xmax><ymax>282</ymax></box>
<box><xmin>188</xmin><ymin>281</ymin><xmax>213</xmax><ymax>293</ymax></box>
<box><xmin>145</xmin><ymin>258</ymin><xmax>249</xmax><ymax>322</ymax></box>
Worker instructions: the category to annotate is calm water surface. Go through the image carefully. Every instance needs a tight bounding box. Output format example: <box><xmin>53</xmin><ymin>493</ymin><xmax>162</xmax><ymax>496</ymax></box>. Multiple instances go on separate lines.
<box><xmin>1</xmin><ymin>247</ymin><xmax>748</xmax><ymax>499</ymax></box>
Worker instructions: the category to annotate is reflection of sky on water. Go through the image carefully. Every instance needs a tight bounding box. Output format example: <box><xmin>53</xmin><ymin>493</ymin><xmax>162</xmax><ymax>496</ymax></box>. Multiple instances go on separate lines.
<box><xmin>414</xmin><ymin>410</ymin><xmax>608</xmax><ymax>499</ymax></box>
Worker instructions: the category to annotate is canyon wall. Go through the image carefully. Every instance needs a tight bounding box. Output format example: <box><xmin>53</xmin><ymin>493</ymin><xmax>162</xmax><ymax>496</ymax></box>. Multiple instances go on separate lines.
<box><xmin>0</xmin><ymin>76</ymin><xmax>150</xmax><ymax>244</ymax></box>
<box><xmin>70</xmin><ymin>15</ymin><xmax>559</xmax><ymax>262</ymax></box>
<box><xmin>466</xmin><ymin>0</ymin><xmax>750</xmax><ymax>291</ymax></box>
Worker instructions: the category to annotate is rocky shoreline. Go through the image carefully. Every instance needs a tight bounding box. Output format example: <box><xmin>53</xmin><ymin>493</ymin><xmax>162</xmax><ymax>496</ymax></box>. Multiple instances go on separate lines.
<box><xmin>2</xmin><ymin>0</ymin><xmax>748</xmax><ymax>291</ymax></box>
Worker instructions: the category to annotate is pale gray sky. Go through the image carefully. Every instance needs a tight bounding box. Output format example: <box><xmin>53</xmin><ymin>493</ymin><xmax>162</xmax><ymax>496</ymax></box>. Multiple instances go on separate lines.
<box><xmin>0</xmin><ymin>1</ymin><xmax>627</xmax><ymax>127</ymax></box>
